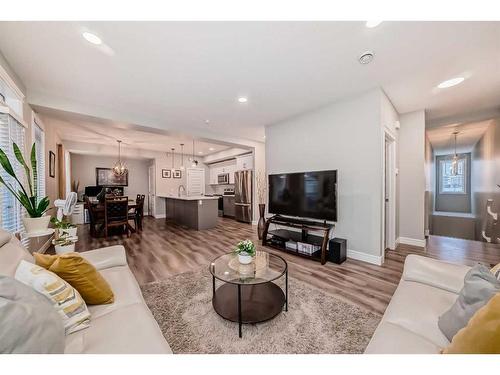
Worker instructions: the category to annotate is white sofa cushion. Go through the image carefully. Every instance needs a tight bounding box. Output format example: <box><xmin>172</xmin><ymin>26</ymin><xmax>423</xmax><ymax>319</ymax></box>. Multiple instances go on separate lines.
<box><xmin>365</xmin><ymin>322</ymin><xmax>441</xmax><ymax>354</ymax></box>
<box><xmin>0</xmin><ymin>236</ymin><xmax>34</xmax><ymax>278</ymax></box>
<box><xmin>87</xmin><ymin>266</ymin><xmax>145</xmax><ymax>319</ymax></box>
<box><xmin>380</xmin><ymin>279</ymin><xmax>456</xmax><ymax>348</ymax></box>
<box><xmin>80</xmin><ymin>245</ymin><xmax>127</xmax><ymax>271</ymax></box>
<box><xmin>64</xmin><ymin>303</ymin><xmax>172</xmax><ymax>354</ymax></box>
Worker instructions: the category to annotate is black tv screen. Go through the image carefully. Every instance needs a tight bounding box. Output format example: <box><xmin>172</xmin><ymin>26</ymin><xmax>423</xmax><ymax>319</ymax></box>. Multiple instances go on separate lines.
<box><xmin>268</xmin><ymin>170</ymin><xmax>337</xmax><ymax>221</ymax></box>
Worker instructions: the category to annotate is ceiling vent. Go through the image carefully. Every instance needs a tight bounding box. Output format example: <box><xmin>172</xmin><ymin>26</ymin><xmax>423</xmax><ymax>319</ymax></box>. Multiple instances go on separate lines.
<box><xmin>359</xmin><ymin>51</ymin><xmax>374</xmax><ymax>65</ymax></box>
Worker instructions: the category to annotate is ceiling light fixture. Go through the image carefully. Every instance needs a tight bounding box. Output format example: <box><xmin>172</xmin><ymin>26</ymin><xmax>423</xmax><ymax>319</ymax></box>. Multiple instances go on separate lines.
<box><xmin>179</xmin><ymin>143</ymin><xmax>185</xmax><ymax>171</ymax></box>
<box><xmin>238</xmin><ymin>97</ymin><xmax>248</xmax><ymax>103</ymax></box>
<box><xmin>112</xmin><ymin>140</ymin><xmax>127</xmax><ymax>176</ymax></box>
<box><xmin>170</xmin><ymin>148</ymin><xmax>176</xmax><ymax>173</ymax></box>
<box><xmin>191</xmin><ymin>140</ymin><xmax>198</xmax><ymax>167</ymax></box>
<box><xmin>209</xmin><ymin>147</ymin><xmax>215</xmax><ymax>151</ymax></box>
<box><xmin>450</xmin><ymin>131</ymin><xmax>460</xmax><ymax>176</ymax></box>
<box><xmin>358</xmin><ymin>51</ymin><xmax>375</xmax><ymax>65</ymax></box>
<box><xmin>205</xmin><ymin>120</ymin><xmax>210</xmax><ymax>125</ymax></box>
<box><xmin>438</xmin><ymin>77</ymin><xmax>465</xmax><ymax>89</ymax></box>
<box><xmin>365</xmin><ymin>21</ymin><xmax>383</xmax><ymax>28</ymax></box>
<box><xmin>82</xmin><ymin>31</ymin><xmax>103</xmax><ymax>45</ymax></box>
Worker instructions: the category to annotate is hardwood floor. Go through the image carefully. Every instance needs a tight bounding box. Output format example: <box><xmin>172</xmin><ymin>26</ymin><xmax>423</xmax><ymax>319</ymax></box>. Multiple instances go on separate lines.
<box><xmin>72</xmin><ymin>216</ymin><xmax>500</xmax><ymax>316</ymax></box>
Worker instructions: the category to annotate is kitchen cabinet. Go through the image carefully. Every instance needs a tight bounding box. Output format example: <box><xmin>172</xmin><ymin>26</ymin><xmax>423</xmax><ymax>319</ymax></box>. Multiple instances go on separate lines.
<box><xmin>208</xmin><ymin>160</ymin><xmax>237</xmax><ymax>185</ymax></box>
<box><xmin>236</xmin><ymin>154</ymin><xmax>253</xmax><ymax>171</ymax></box>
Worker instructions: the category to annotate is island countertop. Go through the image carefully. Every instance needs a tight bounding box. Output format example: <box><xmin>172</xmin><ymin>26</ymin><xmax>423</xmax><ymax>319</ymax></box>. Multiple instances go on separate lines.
<box><xmin>159</xmin><ymin>195</ymin><xmax>220</xmax><ymax>201</ymax></box>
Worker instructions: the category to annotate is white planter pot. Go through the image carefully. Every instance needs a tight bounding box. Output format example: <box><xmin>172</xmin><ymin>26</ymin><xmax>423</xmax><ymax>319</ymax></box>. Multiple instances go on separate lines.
<box><xmin>55</xmin><ymin>243</ymin><xmax>75</xmax><ymax>254</ymax></box>
<box><xmin>238</xmin><ymin>253</ymin><xmax>253</xmax><ymax>265</ymax></box>
<box><xmin>23</xmin><ymin>215</ymin><xmax>51</xmax><ymax>234</ymax></box>
<box><xmin>58</xmin><ymin>227</ymin><xmax>77</xmax><ymax>237</ymax></box>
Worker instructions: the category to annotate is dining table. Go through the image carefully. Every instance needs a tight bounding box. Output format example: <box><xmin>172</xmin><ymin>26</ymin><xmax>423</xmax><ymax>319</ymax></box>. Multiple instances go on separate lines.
<box><xmin>85</xmin><ymin>198</ymin><xmax>138</xmax><ymax>234</ymax></box>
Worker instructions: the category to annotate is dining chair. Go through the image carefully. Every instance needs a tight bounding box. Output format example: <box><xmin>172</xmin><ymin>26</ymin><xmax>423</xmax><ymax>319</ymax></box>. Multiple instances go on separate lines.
<box><xmin>104</xmin><ymin>197</ymin><xmax>130</xmax><ymax>238</ymax></box>
<box><xmin>85</xmin><ymin>195</ymin><xmax>103</xmax><ymax>237</ymax></box>
<box><xmin>129</xmin><ymin>194</ymin><xmax>146</xmax><ymax>232</ymax></box>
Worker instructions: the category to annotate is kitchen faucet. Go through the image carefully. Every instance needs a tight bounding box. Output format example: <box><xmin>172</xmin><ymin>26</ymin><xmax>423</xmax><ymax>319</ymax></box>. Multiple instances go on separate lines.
<box><xmin>178</xmin><ymin>184</ymin><xmax>186</xmax><ymax>197</ymax></box>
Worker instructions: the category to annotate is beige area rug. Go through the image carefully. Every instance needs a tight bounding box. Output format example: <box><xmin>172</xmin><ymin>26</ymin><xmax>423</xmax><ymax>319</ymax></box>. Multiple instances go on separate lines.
<box><xmin>141</xmin><ymin>268</ymin><xmax>380</xmax><ymax>354</ymax></box>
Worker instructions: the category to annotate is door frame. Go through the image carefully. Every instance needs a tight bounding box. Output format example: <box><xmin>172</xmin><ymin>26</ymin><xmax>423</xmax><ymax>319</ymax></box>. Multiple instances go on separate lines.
<box><xmin>382</xmin><ymin>130</ymin><xmax>397</xmax><ymax>252</ymax></box>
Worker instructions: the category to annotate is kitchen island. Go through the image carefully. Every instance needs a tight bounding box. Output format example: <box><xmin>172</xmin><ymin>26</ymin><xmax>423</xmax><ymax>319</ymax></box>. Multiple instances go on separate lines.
<box><xmin>163</xmin><ymin>195</ymin><xmax>220</xmax><ymax>230</ymax></box>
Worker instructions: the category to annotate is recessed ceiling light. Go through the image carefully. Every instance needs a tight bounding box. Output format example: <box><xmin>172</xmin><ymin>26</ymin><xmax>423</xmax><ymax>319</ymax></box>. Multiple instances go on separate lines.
<box><xmin>205</xmin><ymin>119</ymin><xmax>210</xmax><ymax>125</ymax></box>
<box><xmin>209</xmin><ymin>147</ymin><xmax>215</xmax><ymax>151</ymax></box>
<box><xmin>82</xmin><ymin>31</ymin><xmax>102</xmax><ymax>45</ymax></box>
<box><xmin>437</xmin><ymin>77</ymin><xmax>465</xmax><ymax>89</ymax></box>
<box><xmin>238</xmin><ymin>97</ymin><xmax>248</xmax><ymax>103</ymax></box>
<box><xmin>365</xmin><ymin>21</ymin><xmax>383</xmax><ymax>28</ymax></box>
<box><xmin>198</xmin><ymin>151</ymin><xmax>203</xmax><ymax>155</ymax></box>
<box><xmin>358</xmin><ymin>51</ymin><xmax>375</xmax><ymax>65</ymax></box>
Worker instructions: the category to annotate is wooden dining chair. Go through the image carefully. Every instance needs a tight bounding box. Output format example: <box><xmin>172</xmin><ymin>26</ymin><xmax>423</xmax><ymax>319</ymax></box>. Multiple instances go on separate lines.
<box><xmin>104</xmin><ymin>197</ymin><xmax>130</xmax><ymax>238</ymax></box>
<box><xmin>128</xmin><ymin>194</ymin><xmax>146</xmax><ymax>232</ymax></box>
<box><xmin>85</xmin><ymin>196</ymin><xmax>103</xmax><ymax>237</ymax></box>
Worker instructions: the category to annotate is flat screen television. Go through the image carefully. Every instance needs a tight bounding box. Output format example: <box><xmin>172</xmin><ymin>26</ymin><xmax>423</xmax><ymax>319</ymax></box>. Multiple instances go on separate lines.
<box><xmin>268</xmin><ymin>170</ymin><xmax>337</xmax><ymax>222</ymax></box>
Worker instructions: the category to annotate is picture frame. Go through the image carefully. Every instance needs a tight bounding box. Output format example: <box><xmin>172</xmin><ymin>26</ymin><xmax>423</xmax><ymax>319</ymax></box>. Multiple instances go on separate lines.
<box><xmin>162</xmin><ymin>169</ymin><xmax>171</xmax><ymax>178</ymax></box>
<box><xmin>49</xmin><ymin>151</ymin><xmax>55</xmax><ymax>178</ymax></box>
<box><xmin>173</xmin><ymin>170</ymin><xmax>182</xmax><ymax>179</ymax></box>
<box><xmin>96</xmin><ymin>167</ymin><xmax>128</xmax><ymax>186</ymax></box>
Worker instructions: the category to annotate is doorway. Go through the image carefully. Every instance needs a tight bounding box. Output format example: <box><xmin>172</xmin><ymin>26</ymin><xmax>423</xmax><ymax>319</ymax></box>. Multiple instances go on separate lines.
<box><xmin>383</xmin><ymin>132</ymin><xmax>396</xmax><ymax>251</ymax></box>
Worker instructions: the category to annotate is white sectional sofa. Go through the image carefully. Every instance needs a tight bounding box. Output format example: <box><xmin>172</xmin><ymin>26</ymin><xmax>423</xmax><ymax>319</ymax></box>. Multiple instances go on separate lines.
<box><xmin>0</xmin><ymin>230</ymin><xmax>172</xmax><ymax>354</ymax></box>
<box><xmin>365</xmin><ymin>254</ymin><xmax>470</xmax><ymax>353</ymax></box>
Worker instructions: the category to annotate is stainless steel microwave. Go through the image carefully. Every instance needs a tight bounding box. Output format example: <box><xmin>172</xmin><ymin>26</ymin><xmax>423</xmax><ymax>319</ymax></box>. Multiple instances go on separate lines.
<box><xmin>217</xmin><ymin>173</ymin><xmax>229</xmax><ymax>184</ymax></box>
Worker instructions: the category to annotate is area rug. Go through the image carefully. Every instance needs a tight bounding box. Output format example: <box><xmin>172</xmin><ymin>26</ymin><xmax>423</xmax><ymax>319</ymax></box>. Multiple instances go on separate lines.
<box><xmin>141</xmin><ymin>268</ymin><xmax>380</xmax><ymax>354</ymax></box>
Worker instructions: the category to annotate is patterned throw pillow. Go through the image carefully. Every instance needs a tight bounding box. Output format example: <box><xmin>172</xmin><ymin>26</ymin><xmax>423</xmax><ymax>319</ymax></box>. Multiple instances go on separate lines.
<box><xmin>14</xmin><ymin>260</ymin><xmax>91</xmax><ymax>335</ymax></box>
<box><xmin>491</xmin><ymin>263</ymin><xmax>500</xmax><ymax>280</ymax></box>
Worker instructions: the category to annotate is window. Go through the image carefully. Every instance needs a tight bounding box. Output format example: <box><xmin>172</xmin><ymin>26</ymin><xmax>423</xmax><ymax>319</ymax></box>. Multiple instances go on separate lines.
<box><xmin>439</xmin><ymin>157</ymin><xmax>466</xmax><ymax>194</ymax></box>
<box><xmin>32</xmin><ymin>120</ymin><xmax>46</xmax><ymax>200</ymax></box>
<box><xmin>0</xmin><ymin>111</ymin><xmax>26</xmax><ymax>234</ymax></box>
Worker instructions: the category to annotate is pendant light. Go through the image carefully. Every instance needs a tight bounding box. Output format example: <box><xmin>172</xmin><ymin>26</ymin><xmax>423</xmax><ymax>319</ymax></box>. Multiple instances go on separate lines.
<box><xmin>191</xmin><ymin>139</ymin><xmax>198</xmax><ymax>167</ymax></box>
<box><xmin>170</xmin><ymin>148</ymin><xmax>175</xmax><ymax>173</ymax></box>
<box><xmin>450</xmin><ymin>131</ymin><xmax>459</xmax><ymax>176</ymax></box>
<box><xmin>179</xmin><ymin>143</ymin><xmax>185</xmax><ymax>170</ymax></box>
<box><xmin>112</xmin><ymin>140</ymin><xmax>127</xmax><ymax>176</ymax></box>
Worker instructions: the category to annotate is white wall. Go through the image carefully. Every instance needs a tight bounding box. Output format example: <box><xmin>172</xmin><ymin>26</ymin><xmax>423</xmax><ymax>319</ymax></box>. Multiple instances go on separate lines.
<box><xmin>266</xmin><ymin>89</ymin><xmax>384</xmax><ymax>264</ymax></box>
<box><xmin>71</xmin><ymin>153</ymin><xmax>151</xmax><ymax>208</ymax></box>
<box><xmin>398</xmin><ymin>110</ymin><xmax>426</xmax><ymax>245</ymax></box>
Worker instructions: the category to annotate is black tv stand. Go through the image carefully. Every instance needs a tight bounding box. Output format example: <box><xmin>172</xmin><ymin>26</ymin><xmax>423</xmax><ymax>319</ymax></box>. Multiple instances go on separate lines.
<box><xmin>262</xmin><ymin>215</ymin><xmax>334</xmax><ymax>265</ymax></box>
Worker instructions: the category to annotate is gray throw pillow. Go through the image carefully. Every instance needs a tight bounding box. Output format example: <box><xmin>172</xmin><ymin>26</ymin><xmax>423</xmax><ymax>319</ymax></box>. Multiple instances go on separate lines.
<box><xmin>0</xmin><ymin>275</ymin><xmax>65</xmax><ymax>353</ymax></box>
<box><xmin>438</xmin><ymin>264</ymin><xmax>500</xmax><ymax>341</ymax></box>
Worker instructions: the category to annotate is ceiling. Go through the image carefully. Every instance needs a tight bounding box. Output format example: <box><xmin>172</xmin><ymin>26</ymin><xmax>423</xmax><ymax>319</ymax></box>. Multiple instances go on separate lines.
<box><xmin>426</xmin><ymin>120</ymin><xmax>493</xmax><ymax>155</ymax></box>
<box><xmin>0</xmin><ymin>21</ymin><xmax>500</xmax><ymax>142</ymax></box>
<box><xmin>38</xmin><ymin>109</ymin><xmax>233</xmax><ymax>157</ymax></box>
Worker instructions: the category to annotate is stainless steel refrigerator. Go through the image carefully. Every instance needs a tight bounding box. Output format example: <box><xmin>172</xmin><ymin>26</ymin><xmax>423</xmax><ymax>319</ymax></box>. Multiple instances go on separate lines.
<box><xmin>234</xmin><ymin>170</ymin><xmax>252</xmax><ymax>223</ymax></box>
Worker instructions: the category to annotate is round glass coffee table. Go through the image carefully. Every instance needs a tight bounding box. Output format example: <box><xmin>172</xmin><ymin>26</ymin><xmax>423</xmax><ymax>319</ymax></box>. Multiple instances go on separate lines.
<box><xmin>209</xmin><ymin>250</ymin><xmax>288</xmax><ymax>338</ymax></box>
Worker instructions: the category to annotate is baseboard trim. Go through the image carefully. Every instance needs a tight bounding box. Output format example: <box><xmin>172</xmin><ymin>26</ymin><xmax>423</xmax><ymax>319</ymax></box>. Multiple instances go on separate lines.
<box><xmin>347</xmin><ymin>249</ymin><xmax>383</xmax><ymax>266</ymax></box>
<box><xmin>153</xmin><ymin>214</ymin><xmax>166</xmax><ymax>219</ymax></box>
<box><xmin>397</xmin><ymin>236</ymin><xmax>426</xmax><ymax>248</ymax></box>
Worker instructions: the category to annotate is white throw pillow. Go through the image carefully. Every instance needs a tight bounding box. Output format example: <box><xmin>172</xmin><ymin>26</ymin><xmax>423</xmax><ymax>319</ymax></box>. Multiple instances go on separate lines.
<box><xmin>14</xmin><ymin>260</ymin><xmax>91</xmax><ymax>335</ymax></box>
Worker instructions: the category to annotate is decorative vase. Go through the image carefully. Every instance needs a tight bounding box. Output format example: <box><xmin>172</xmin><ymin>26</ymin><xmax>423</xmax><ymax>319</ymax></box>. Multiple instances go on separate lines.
<box><xmin>257</xmin><ymin>203</ymin><xmax>266</xmax><ymax>240</ymax></box>
<box><xmin>55</xmin><ymin>243</ymin><xmax>75</xmax><ymax>254</ymax></box>
<box><xmin>23</xmin><ymin>215</ymin><xmax>51</xmax><ymax>234</ymax></box>
<box><xmin>238</xmin><ymin>252</ymin><xmax>253</xmax><ymax>265</ymax></box>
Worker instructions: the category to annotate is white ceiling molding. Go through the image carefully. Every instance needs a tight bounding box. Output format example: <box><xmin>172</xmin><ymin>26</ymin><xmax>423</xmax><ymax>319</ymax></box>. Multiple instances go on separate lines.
<box><xmin>0</xmin><ymin>62</ymin><xmax>25</xmax><ymax>100</ymax></box>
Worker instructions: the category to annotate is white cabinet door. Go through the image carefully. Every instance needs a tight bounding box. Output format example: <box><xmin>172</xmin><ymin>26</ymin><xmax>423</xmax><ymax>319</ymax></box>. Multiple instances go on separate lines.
<box><xmin>236</xmin><ymin>154</ymin><xmax>253</xmax><ymax>170</ymax></box>
<box><xmin>187</xmin><ymin>168</ymin><xmax>205</xmax><ymax>196</ymax></box>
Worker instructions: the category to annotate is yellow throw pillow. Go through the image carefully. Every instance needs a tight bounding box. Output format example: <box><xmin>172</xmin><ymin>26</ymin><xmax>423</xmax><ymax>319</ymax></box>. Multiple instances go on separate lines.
<box><xmin>443</xmin><ymin>292</ymin><xmax>500</xmax><ymax>354</ymax></box>
<box><xmin>35</xmin><ymin>252</ymin><xmax>114</xmax><ymax>305</ymax></box>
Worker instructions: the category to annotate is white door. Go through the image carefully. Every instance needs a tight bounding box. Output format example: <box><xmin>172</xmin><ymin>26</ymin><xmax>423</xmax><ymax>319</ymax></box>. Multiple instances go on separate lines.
<box><xmin>148</xmin><ymin>165</ymin><xmax>155</xmax><ymax>216</ymax></box>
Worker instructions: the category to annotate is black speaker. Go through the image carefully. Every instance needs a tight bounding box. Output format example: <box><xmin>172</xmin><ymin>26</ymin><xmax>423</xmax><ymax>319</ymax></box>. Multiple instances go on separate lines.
<box><xmin>328</xmin><ymin>238</ymin><xmax>346</xmax><ymax>264</ymax></box>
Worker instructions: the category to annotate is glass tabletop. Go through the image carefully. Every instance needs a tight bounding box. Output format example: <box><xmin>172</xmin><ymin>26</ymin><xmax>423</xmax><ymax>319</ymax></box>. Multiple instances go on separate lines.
<box><xmin>209</xmin><ymin>251</ymin><xmax>287</xmax><ymax>285</ymax></box>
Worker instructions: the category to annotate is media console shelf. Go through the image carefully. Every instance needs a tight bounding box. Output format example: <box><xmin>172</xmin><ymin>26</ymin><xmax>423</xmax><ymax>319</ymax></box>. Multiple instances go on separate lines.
<box><xmin>262</xmin><ymin>215</ymin><xmax>334</xmax><ymax>265</ymax></box>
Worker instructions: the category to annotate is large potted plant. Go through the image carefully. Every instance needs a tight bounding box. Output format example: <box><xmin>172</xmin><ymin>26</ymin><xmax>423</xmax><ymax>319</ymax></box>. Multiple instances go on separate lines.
<box><xmin>0</xmin><ymin>142</ymin><xmax>50</xmax><ymax>233</ymax></box>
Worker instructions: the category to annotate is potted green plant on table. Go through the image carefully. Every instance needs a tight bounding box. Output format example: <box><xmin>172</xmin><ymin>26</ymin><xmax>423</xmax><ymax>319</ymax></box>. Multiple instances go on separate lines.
<box><xmin>0</xmin><ymin>142</ymin><xmax>50</xmax><ymax>233</ymax></box>
<box><xmin>52</xmin><ymin>235</ymin><xmax>78</xmax><ymax>254</ymax></box>
<box><xmin>234</xmin><ymin>239</ymin><xmax>256</xmax><ymax>264</ymax></box>
<box><xmin>50</xmin><ymin>217</ymin><xmax>77</xmax><ymax>237</ymax></box>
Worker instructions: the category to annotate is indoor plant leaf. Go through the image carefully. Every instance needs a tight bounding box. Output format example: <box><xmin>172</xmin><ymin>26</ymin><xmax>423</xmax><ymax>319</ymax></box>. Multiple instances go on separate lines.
<box><xmin>13</xmin><ymin>142</ymin><xmax>33</xmax><ymax>196</ymax></box>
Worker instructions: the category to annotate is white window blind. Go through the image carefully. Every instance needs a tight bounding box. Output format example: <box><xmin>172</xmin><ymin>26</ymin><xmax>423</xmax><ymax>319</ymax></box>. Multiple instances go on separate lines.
<box><xmin>33</xmin><ymin>120</ymin><xmax>46</xmax><ymax>200</ymax></box>
<box><xmin>439</xmin><ymin>157</ymin><xmax>466</xmax><ymax>194</ymax></box>
<box><xmin>0</xmin><ymin>112</ymin><xmax>27</xmax><ymax>235</ymax></box>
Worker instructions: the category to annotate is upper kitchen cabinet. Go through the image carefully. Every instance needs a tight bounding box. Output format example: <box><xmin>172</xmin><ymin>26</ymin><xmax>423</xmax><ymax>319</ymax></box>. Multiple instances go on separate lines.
<box><xmin>236</xmin><ymin>154</ymin><xmax>253</xmax><ymax>171</ymax></box>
